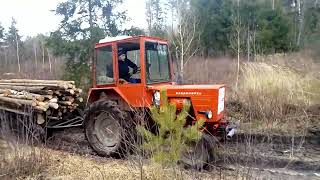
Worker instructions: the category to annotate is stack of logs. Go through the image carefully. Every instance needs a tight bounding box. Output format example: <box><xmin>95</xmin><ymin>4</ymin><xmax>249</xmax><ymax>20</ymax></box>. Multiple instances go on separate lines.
<box><xmin>0</xmin><ymin>79</ymin><xmax>83</xmax><ymax>124</ymax></box>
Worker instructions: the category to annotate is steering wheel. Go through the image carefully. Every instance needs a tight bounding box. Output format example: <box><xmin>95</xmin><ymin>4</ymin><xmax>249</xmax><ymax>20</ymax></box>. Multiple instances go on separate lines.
<box><xmin>129</xmin><ymin>67</ymin><xmax>141</xmax><ymax>78</ymax></box>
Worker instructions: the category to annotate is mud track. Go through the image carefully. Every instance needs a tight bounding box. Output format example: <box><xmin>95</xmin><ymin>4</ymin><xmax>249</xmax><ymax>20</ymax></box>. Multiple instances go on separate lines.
<box><xmin>46</xmin><ymin>127</ymin><xmax>320</xmax><ymax>179</ymax></box>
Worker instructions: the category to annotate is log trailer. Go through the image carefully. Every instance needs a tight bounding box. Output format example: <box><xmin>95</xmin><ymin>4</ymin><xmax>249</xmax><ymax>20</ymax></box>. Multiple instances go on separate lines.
<box><xmin>0</xmin><ymin>36</ymin><xmax>235</xmax><ymax>168</ymax></box>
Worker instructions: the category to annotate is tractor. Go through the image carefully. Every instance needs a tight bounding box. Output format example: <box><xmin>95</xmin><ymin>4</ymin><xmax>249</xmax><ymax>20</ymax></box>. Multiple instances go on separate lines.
<box><xmin>84</xmin><ymin>35</ymin><xmax>234</xmax><ymax>168</ymax></box>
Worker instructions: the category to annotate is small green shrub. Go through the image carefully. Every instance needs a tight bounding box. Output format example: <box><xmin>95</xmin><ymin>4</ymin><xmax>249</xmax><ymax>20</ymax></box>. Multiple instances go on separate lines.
<box><xmin>137</xmin><ymin>90</ymin><xmax>204</xmax><ymax>165</ymax></box>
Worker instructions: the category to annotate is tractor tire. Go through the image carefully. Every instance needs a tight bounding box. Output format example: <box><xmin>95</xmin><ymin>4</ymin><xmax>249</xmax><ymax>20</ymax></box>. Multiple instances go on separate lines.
<box><xmin>180</xmin><ymin>134</ymin><xmax>216</xmax><ymax>170</ymax></box>
<box><xmin>84</xmin><ymin>100</ymin><xmax>131</xmax><ymax>157</ymax></box>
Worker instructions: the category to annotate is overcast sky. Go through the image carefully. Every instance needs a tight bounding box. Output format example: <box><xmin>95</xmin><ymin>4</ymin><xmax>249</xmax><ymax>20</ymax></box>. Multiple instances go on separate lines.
<box><xmin>0</xmin><ymin>0</ymin><xmax>147</xmax><ymax>37</ymax></box>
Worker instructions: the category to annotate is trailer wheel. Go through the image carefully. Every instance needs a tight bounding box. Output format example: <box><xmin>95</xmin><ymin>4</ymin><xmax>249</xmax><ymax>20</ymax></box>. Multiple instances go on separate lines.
<box><xmin>180</xmin><ymin>134</ymin><xmax>216</xmax><ymax>170</ymax></box>
<box><xmin>84</xmin><ymin>100</ymin><xmax>130</xmax><ymax>157</ymax></box>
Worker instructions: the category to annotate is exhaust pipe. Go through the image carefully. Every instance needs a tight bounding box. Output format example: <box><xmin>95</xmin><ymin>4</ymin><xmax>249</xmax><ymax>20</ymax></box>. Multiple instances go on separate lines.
<box><xmin>226</xmin><ymin>122</ymin><xmax>239</xmax><ymax>140</ymax></box>
<box><xmin>226</xmin><ymin>128</ymin><xmax>236</xmax><ymax>140</ymax></box>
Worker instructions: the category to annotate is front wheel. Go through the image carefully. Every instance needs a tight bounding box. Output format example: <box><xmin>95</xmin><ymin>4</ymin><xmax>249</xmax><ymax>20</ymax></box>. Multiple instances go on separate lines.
<box><xmin>84</xmin><ymin>100</ymin><xmax>131</xmax><ymax>157</ymax></box>
<box><xmin>180</xmin><ymin>134</ymin><xmax>216</xmax><ymax>170</ymax></box>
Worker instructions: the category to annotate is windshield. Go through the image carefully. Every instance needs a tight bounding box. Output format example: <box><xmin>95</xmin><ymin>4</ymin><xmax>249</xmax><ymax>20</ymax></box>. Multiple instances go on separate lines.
<box><xmin>145</xmin><ymin>41</ymin><xmax>170</xmax><ymax>84</ymax></box>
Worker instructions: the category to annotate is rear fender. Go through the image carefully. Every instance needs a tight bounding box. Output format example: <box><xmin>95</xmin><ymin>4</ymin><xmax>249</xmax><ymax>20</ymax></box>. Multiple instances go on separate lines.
<box><xmin>87</xmin><ymin>88</ymin><xmax>131</xmax><ymax>110</ymax></box>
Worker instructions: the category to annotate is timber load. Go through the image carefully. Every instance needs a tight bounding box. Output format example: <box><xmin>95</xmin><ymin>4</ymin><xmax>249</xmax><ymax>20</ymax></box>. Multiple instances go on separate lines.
<box><xmin>0</xmin><ymin>79</ymin><xmax>83</xmax><ymax>125</ymax></box>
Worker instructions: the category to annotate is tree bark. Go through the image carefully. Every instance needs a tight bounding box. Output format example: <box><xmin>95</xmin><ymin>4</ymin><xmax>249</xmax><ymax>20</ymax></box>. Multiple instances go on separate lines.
<box><xmin>41</xmin><ymin>40</ymin><xmax>45</xmax><ymax>68</ymax></box>
<box><xmin>236</xmin><ymin>0</ymin><xmax>241</xmax><ymax>89</ymax></box>
<box><xmin>297</xmin><ymin>0</ymin><xmax>304</xmax><ymax>46</ymax></box>
<box><xmin>15</xmin><ymin>30</ymin><xmax>20</xmax><ymax>73</ymax></box>
<box><xmin>0</xmin><ymin>96</ymin><xmax>37</xmax><ymax>107</ymax></box>
<box><xmin>33</xmin><ymin>42</ymin><xmax>38</xmax><ymax>69</ymax></box>
<box><xmin>0</xmin><ymin>79</ymin><xmax>75</xmax><ymax>84</ymax></box>
<box><xmin>272</xmin><ymin>0</ymin><xmax>275</xmax><ymax>10</ymax></box>
<box><xmin>0</xmin><ymin>85</ymin><xmax>47</xmax><ymax>91</ymax></box>
<box><xmin>47</xmin><ymin>48</ymin><xmax>52</xmax><ymax>72</ymax></box>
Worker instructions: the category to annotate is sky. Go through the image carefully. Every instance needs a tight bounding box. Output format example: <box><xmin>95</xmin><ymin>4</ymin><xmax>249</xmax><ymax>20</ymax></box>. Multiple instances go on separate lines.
<box><xmin>0</xmin><ymin>0</ymin><xmax>147</xmax><ymax>37</ymax></box>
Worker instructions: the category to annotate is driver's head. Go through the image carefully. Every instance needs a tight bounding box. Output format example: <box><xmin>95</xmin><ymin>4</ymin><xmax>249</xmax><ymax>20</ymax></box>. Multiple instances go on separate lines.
<box><xmin>118</xmin><ymin>51</ymin><xmax>126</xmax><ymax>61</ymax></box>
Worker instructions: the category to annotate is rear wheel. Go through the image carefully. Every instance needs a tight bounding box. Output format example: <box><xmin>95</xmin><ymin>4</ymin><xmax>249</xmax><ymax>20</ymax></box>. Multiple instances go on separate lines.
<box><xmin>180</xmin><ymin>134</ymin><xmax>216</xmax><ymax>170</ymax></box>
<box><xmin>84</xmin><ymin>100</ymin><xmax>131</xmax><ymax>157</ymax></box>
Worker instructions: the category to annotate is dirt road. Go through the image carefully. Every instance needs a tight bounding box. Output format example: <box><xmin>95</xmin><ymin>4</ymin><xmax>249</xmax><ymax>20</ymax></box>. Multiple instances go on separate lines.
<box><xmin>47</xmin><ymin>127</ymin><xmax>320</xmax><ymax>180</ymax></box>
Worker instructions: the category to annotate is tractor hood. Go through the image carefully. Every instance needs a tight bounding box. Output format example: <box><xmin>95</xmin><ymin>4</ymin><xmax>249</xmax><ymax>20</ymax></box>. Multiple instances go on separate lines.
<box><xmin>147</xmin><ymin>84</ymin><xmax>226</xmax><ymax>122</ymax></box>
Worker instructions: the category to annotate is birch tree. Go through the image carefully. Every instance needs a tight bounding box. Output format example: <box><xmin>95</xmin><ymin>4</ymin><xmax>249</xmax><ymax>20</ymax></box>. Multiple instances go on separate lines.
<box><xmin>6</xmin><ymin>18</ymin><xmax>22</xmax><ymax>73</ymax></box>
<box><xmin>145</xmin><ymin>0</ymin><xmax>166</xmax><ymax>37</ymax></box>
<box><xmin>168</xmin><ymin>0</ymin><xmax>200</xmax><ymax>81</ymax></box>
<box><xmin>296</xmin><ymin>0</ymin><xmax>304</xmax><ymax>46</ymax></box>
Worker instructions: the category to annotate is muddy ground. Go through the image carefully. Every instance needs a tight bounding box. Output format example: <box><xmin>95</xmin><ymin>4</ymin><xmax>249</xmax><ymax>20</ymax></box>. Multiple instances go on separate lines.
<box><xmin>45</xmin><ymin>127</ymin><xmax>320</xmax><ymax>180</ymax></box>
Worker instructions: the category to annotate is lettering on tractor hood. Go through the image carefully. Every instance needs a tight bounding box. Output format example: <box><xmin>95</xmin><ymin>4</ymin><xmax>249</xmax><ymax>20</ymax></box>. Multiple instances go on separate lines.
<box><xmin>175</xmin><ymin>92</ymin><xmax>202</xmax><ymax>95</ymax></box>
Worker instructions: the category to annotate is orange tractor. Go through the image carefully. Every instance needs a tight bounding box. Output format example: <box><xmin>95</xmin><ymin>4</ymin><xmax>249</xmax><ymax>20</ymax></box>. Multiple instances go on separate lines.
<box><xmin>84</xmin><ymin>35</ymin><xmax>234</xmax><ymax>168</ymax></box>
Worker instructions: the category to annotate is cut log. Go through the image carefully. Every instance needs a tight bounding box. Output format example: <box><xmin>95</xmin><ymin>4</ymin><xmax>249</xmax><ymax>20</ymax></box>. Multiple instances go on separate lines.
<box><xmin>0</xmin><ymin>79</ymin><xmax>75</xmax><ymax>85</ymax></box>
<box><xmin>0</xmin><ymin>85</ymin><xmax>46</xmax><ymax>91</ymax></box>
<box><xmin>37</xmin><ymin>102</ymin><xmax>49</xmax><ymax>110</ymax></box>
<box><xmin>54</xmin><ymin>91</ymin><xmax>62</xmax><ymax>96</ymax></box>
<box><xmin>77</xmin><ymin>97</ymin><xmax>84</xmax><ymax>103</ymax></box>
<box><xmin>76</xmin><ymin>88</ymin><xmax>83</xmax><ymax>94</ymax></box>
<box><xmin>37</xmin><ymin>113</ymin><xmax>45</xmax><ymax>125</ymax></box>
<box><xmin>0</xmin><ymin>83</ymin><xmax>69</xmax><ymax>90</ymax></box>
<box><xmin>0</xmin><ymin>89</ymin><xmax>10</xmax><ymax>95</ymax></box>
<box><xmin>46</xmin><ymin>109</ymin><xmax>52</xmax><ymax>116</ymax></box>
<box><xmin>7</xmin><ymin>94</ymin><xmax>33</xmax><ymax>100</ymax></box>
<box><xmin>59</xmin><ymin>101</ymin><xmax>73</xmax><ymax>106</ymax></box>
<box><xmin>67</xmin><ymin>89</ymin><xmax>75</xmax><ymax>95</ymax></box>
<box><xmin>34</xmin><ymin>106</ymin><xmax>48</xmax><ymax>112</ymax></box>
<box><xmin>0</xmin><ymin>96</ymin><xmax>37</xmax><ymax>107</ymax></box>
<box><xmin>48</xmin><ymin>102</ymin><xmax>59</xmax><ymax>109</ymax></box>
<box><xmin>30</xmin><ymin>90</ymin><xmax>54</xmax><ymax>95</ymax></box>
<box><xmin>6</xmin><ymin>93</ymin><xmax>45</xmax><ymax>102</ymax></box>
<box><xmin>0</xmin><ymin>79</ymin><xmax>82</xmax><ymax>122</ymax></box>
<box><xmin>43</xmin><ymin>95</ymin><xmax>53</xmax><ymax>100</ymax></box>
<box><xmin>49</xmin><ymin>98</ymin><xmax>58</xmax><ymax>103</ymax></box>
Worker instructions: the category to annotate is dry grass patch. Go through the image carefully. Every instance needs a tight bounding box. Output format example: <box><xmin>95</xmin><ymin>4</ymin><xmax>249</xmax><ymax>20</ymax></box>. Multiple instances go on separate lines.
<box><xmin>0</xmin><ymin>140</ymin><xmax>50</xmax><ymax>179</ymax></box>
<box><xmin>0</xmin><ymin>139</ymin><xmax>236</xmax><ymax>180</ymax></box>
<box><xmin>232</xmin><ymin>57</ymin><xmax>320</xmax><ymax>134</ymax></box>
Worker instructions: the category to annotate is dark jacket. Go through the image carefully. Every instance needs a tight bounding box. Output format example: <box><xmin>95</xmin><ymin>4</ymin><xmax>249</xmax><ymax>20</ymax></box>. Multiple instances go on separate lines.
<box><xmin>118</xmin><ymin>59</ymin><xmax>138</xmax><ymax>81</ymax></box>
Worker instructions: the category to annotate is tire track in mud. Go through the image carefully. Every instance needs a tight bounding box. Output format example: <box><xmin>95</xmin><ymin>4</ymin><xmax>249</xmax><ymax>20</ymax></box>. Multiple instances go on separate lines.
<box><xmin>46</xmin><ymin>127</ymin><xmax>320</xmax><ymax>177</ymax></box>
<box><xmin>46</xmin><ymin>127</ymin><xmax>96</xmax><ymax>155</ymax></box>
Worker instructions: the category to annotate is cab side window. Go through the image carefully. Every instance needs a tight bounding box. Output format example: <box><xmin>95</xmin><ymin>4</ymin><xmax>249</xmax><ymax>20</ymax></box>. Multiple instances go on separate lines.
<box><xmin>96</xmin><ymin>45</ymin><xmax>114</xmax><ymax>85</ymax></box>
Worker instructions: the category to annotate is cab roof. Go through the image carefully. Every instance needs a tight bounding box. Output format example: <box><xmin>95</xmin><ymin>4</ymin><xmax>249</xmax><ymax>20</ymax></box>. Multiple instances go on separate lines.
<box><xmin>96</xmin><ymin>35</ymin><xmax>168</xmax><ymax>48</ymax></box>
<box><xmin>99</xmin><ymin>36</ymin><xmax>132</xmax><ymax>43</ymax></box>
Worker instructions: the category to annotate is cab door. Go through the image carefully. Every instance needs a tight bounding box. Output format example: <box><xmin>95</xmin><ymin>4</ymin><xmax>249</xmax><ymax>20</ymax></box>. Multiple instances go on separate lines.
<box><xmin>115</xmin><ymin>39</ymin><xmax>148</xmax><ymax>107</ymax></box>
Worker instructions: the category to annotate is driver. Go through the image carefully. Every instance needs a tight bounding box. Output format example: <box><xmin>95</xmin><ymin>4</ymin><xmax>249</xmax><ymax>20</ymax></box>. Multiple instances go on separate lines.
<box><xmin>118</xmin><ymin>51</ymin><xmax>140</xmax><ymax>83</ymax></box>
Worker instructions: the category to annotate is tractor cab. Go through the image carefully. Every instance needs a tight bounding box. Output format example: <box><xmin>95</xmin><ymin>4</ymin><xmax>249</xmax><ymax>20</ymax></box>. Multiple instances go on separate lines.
<box><xmin>90</xmin><ymin>36</ymin><xmax>174</xmax><ymax>108</ymax></box>
<box><xmin>94</xmin><ymin>35</ymin><xmax>172</xmax><ymax>86</ymax></box>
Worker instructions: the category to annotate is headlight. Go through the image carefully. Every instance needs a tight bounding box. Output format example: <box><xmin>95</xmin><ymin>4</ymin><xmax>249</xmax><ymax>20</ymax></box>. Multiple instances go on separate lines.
<box><xmin>206</xmin><ymin>110</ymin><xmax>213</xmax><ymax>119</ymax></box>
<box><xmin>153</xmin><ymin>91</ymin><xmax>160</xmax><ymax>106</ymax></box>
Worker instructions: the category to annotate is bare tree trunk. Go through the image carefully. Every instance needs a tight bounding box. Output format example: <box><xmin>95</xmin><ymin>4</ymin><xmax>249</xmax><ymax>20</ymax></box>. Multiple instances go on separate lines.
<box><xmin>297</xmin><ymin>0</ymin><xmax>304</xmax><ymax>46</ymax></box>
<box><xmin>41</xmin><ymin>40</ymin><xmax>45</xmax><ymax>68</ymax></box>
<box><xmin>253</xmin><ymin>29</ymin><xmax>256</xmax><ymax>60</ymax></box>
<box><xmin>179</xmin><ymin>22</ymin><xmax>184</xmax><ymax>80</ymax></box>
<box><xmin>88</xmin><ymin>0</ymin><xmax>94</xmax><ymax>68</ymax></box>
<box><xmin>146</xmin><ymin>0</ymin><xmax>153</xmax><ymax>35</ymax></box>
<box><xmin>236</xmin><ymin>0</ymin><xmax>241</xmax><ymax>90</ymax></box>
<box><xmin>247</xmin><ymin>24</ymin><xmax>250</xmax><ymax>62</ymax></box>
<box><xmin>272</xmin><ymin>0</ymin><xmax>275</xmax><ymax>10</ymax></box>
<box><xmin>47</xmin><ymin>48</ymin><xmax>52</xmax><ymax>73</ymax></box>
<box><xmin>15</xmin><ymin>30</ymin><xmax>20</xmax><ymax>73</ymax></box>
<box><xmin>33</xmin><ymin>42</ymin><xmax>38</xmax><ymax>69</ymax></box>
<box><xmin>4</xmin><ymin>47</ymin><xmax>7</xmax><ymax>67</ymax></box>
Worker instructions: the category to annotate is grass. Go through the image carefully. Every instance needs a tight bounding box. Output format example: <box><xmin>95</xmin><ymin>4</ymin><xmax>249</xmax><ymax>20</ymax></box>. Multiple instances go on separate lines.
<box><xmin>0</xmin><ymin>138</ymin><xmax>240</xmax><ymax>180</ymax></box>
